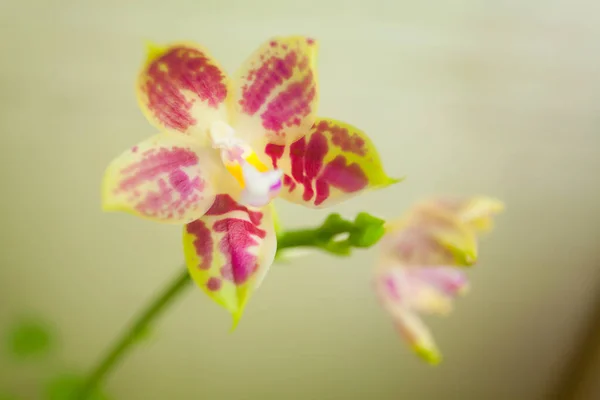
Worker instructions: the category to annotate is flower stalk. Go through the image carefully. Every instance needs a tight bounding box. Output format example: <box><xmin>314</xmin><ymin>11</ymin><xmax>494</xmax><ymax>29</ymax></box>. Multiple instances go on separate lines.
<box><xmin>76</xmin><ymin>212</ymin><xmax>386</xmax><ymax>399</ymax></box>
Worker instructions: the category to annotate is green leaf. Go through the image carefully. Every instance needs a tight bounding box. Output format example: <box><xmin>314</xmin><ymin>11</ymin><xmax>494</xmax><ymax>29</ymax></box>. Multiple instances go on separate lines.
<box><xmin>45</xmin><ymin>373</ymin><xmax>111</xmax><ymax>400</ymax></box>
<box><xmin>7</xmin><ymin>317</ymin><xmax>54</xmax><ymax>359</ymax></box>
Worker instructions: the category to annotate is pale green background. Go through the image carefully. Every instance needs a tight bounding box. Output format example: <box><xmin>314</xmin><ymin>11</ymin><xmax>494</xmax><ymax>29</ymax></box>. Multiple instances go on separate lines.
<box><xmin>1</xmin><ymin>0</ymin><xmax>600</xmax><ymax>399</ymax></box>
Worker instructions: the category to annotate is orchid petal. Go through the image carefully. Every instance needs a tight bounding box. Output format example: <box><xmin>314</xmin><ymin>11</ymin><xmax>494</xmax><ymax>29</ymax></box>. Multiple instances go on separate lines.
<box><xmin>432</xmin><ymin>196</ymin><xmax>505</xmax><ymax>233</ymax></box>
<box><xmin>231</xmin><ymin>36</ymin><xmax>319</xmax><ymax>145</ymax></box>
<box><xmin>375</xmin><ymin>195</ymin><xmax>503</xmax><ymax>364</ymax></box>
<box><xmin>408</xmin><ymin>206</ymin><xmax>479</xmax><ymax>266</ymax></box>
<box><xmin>381</xmin><ymin>211</ymin><xmax>477</xmax><ymax>268</ymax></box>
<box><xmin>395</xmin><ymin>310</ymin><xmax>442</xmax><ymax>365</ymax></box>
<box><xmin>376</xmin><ymin>270</ymin><xmax>442</xmax><ymax>364</ymax></box>
<box><xmin>261</xmin><ymin>118</ymin><xmax>399</xmax><ymax>208</ymax></box>
<box><xmin>411</xmin><ymin>267</ymin><xmax>469</xmax><ymax>298</ymax></box>
<box><xmin>183</xmin><ymin>194</ymin><xmax>276</xmax><ymax>327</ymax></box>
<box><xmin>404</xmin><ymin>267</ymin><xmax>469</xmax><ymax>315</ymax></box>
<box><xmin>136</xmin><ymin>42</ymin><xmax>230</xmax><ymax>141</ymax></box>
<box><xmin>380</xmin><ymin>224</ymin><xmax>454</xmax><ymax>267</ymax></box>
<box><xmin>102</xmin><ymin>133</ymin><xmax>219</xmax><ymax>224</ymax></box>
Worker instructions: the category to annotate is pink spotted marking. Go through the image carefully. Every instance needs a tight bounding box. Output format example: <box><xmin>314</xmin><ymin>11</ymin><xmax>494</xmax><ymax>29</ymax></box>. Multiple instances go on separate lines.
<box><xmin>306</xmin><ymin>38</ymin><xmax>315</xmax><ymax>45</ymax></box>
<box><xmin>131</xmin><ymin>146</ymin><xmax>138</xmax><ymax>153</ymax></box>
<box><xmin>214</xmin><ymin>218</ymin><xmax>265</xmax><ymax>284</ymax></box>
<box><xmin>206</xmin><ymin>194</ymin><xmax>263</xmax><ymax>225</ymax></box>
<box><xmin>264</xmin><ymin>128</ymin><xmax>368</xmax><ymax>206</ymax></box>
<box><xmin>384</xmin><ymin>275</ymin><xmax>402</xmax><ymax>301</ymax></box>
<box><xmin>204</xmin><ymin>194</ymin><xmax>267</xmax><ymax>285</ymax></box>
<box><xmin>414</xmin><ymin>268</ymin><xmax>467</xmax><ymax>296</ymax></box>
<box><xmin>143</xmin><ymin>46</ymin><xmax>228</xmax><ymax>132</ymax></box>
<box><xmin>240</xmin><ymin>51</ymin><xmax>298</xmax><ymax>115</ymax></box>
<box><xmin>264</xmin><ymin>144</ymin><xmax>296</xmax><ymax>191</ymax></box>
<box><xmin>169</xmin><ymin>169</ymin><xmax>202</xmax><ymax>198</ymax></box>
<box><xmin>220</xmin><ymin>265</ymin><xmax>234</xmax><ymax>281</ymax></box>
<box><xmin>206</xmin><ymin>277</ymin><xmax>222</xmax><ymax>291</ymax></box>
<box><xmin>284</xmin><ymin>175</ymin><xmax>296</xmax><ymax>192</ymax></box>
<box><xmin>117</xmin><ymin>146</ymin><xmax>205</xmax><ymax>219</ymax></box>
<box><xmin>261</xmin><ymin>72</ymin><xmax>316</xmax><ymax>132</ymax></box>
<box><xmin>289</xmin><ymin>136</ymin><xmax>307</xmax><ymax>195</ymax></box>
<box><xmin>265</xmin><ymin>143</ymin><xmax>284</xmax><ymax>167</ymax></box>
<box><xmin>302</xmin><ymin>131</ymin><xmax>328</xmax><ymax>201</ymax></box>
<box><xmin>186</xmin><ymin>220</ymin><xmax>213</xmax><ymax>270</ymax></box>
<box><xmin>316</xmin><ymin>120</ymin><xmax>367</xmax><ymax>156</ymax></box>
<box><xmin>319</xmin><ymin>156</ymin><xmax>368</xmax><ymax>193</ymax></box>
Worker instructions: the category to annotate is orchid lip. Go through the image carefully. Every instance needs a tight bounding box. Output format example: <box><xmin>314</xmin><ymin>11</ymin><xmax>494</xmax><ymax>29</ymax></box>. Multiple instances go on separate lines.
<box><xmin>209</xmin><ymin>120</ymin><xmax>284</xmax><ymax>208</ymax></box>
<box><xmin>270</xmin><ymin>180</ymin><xmax>282</xmax><ymax>192</ymax></box>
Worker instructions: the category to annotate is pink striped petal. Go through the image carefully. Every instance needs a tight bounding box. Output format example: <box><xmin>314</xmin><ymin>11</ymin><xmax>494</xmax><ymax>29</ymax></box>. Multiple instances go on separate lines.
<box><xmin>136</xmin><ymin>42</ymin><xmax>230</xmax><ymax>141</ymax></box>
<box><xmin>183</xmin><ymin>194</ymin><xmax>276</xmax><ymax>326</ymax></box>
<box><xmin>102</xmin><ymin>133</ymin><xmax>219</xmax><ymax>224</ymax></box>
<box><xmin>231</xmin><ymin>36</ymin><xmax>319</xmax><ymax>145</ymax></box>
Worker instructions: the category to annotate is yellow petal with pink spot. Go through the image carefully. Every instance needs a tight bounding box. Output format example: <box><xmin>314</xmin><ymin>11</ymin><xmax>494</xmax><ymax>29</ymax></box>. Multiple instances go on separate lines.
<box><xmin>260</xmin><ymin>117</ymin><xmax>399</xmax><ymax>208</ymax></box>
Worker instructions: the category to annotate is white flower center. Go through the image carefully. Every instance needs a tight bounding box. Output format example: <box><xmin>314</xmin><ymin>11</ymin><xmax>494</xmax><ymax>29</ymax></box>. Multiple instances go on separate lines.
<box><xmin>209</xmin><ymin>121</ymin><xmax>283</xmax><ymax>208</ymax></box>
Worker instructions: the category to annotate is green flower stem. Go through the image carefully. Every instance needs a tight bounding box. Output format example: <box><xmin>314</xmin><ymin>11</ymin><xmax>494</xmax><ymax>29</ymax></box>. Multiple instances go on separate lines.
<box><xmin>75</xmin><ymin>268</ymin><xmax>191</xmax><ymax>399</ymax></box>
<box><xmin>278</xmin><ymin>212</ymin><xmax>386</xmax><ymax>255</ymax></box>
<box><xmin>76</xmin><ymin>212</ymin><xmax>385</xmax><ymax>399</ymax></box>
<box><xmin>277</xmin><ymin>215</ymin><xmax>354</xmax><ymax>255</ymax></box>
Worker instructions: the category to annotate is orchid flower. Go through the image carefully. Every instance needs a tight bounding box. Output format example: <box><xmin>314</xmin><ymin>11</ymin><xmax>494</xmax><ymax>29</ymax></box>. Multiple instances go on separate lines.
<box><xmin>101</xmin><ymin>36</ymin><xmax>397</xmax><ymax>326</ymax></box>
<box><xmin>375</xmin><ymin>196</ymin><xmax>503</xmax><ymax>364</ymax></box>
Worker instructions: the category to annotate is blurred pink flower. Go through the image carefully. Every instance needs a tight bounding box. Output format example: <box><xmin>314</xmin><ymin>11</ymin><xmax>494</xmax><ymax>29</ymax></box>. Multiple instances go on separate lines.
<box><xmin>375</xmin><ymin>196</ymin><xmax>504</xmax><ymax>364</ymax></box>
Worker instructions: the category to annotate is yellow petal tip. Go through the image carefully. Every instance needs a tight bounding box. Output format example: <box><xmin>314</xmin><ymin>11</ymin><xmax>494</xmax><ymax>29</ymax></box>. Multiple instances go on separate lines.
<box><xmin>463</xmin><ymin>197</ymin><xmax>505</xmax><ymax>232</ymax></box>
<box><xmin>462</xmin><ymin>249</ymin><xmax>478</xmax><ymax>267</ymax></box>
<box><xmin>230</xmin><ymin>310</ymin><xmax>244</xmax><ymax>332</ymax></box>
<box><xmin>446</xmin><ymin>243</ymin><xmax>478</xmax><ymax>267</ymax></box>
<box><xmin>476</xmin><ymin>197</ymin><xmax>505</xmax><ymax>213</ymax></box>
<box><xmin>413</xmin><ymin>345</ymin><xmax>442</xmax><ymax>365</ymax></box>
<box><xmin>373</xmin><ymin>175</ymin><xmax>405</xmax><ymax>190</ymax></box>
<box><xmin>143</xmin><ymin>40</ymin><xmax>165</xmax><ymax>62</ymax></box>
<box><xmin>387</xmin><ymin>176</ymin><xmax>405</xmax><ymax>185</ymax></box>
